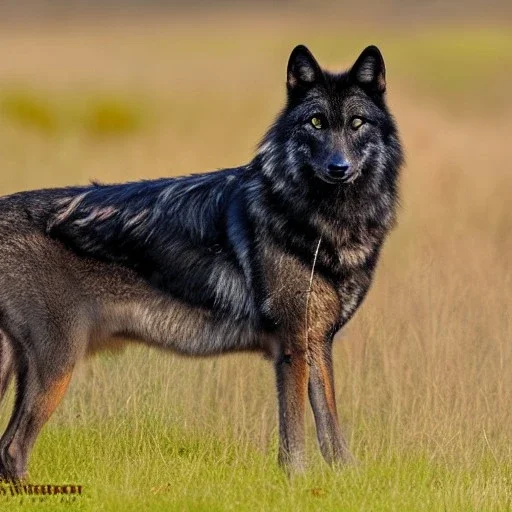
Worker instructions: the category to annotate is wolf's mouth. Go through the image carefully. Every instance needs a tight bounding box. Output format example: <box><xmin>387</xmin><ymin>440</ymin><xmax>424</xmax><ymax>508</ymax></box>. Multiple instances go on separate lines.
<box><xmin>316</xmin><ymin>168</ymin><xmax>361</xmax><ymax>185</ymax></box>
<box><xmin>341</xmin><ymin>170</ymin><xmax>362</xmax><ymax>184</ymax></box>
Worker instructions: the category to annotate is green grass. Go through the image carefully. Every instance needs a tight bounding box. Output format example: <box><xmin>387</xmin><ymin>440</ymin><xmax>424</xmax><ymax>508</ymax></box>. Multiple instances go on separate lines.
<box><xmin>1</xmin><ymin>337</ymin><xmax>512</xmax><ymax>512</ymax></box>
<box><xmin>3</xmin><ymin>421</ymin><xmax>512</xmax><ymax>511</ymax></box>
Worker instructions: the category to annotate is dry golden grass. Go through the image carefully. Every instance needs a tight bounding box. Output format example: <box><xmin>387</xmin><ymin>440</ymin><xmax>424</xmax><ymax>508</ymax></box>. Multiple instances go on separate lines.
<box><xmin>0</xmin><ymin>8</ymin><xmax>511</xmax><ymax>510</ymax></box>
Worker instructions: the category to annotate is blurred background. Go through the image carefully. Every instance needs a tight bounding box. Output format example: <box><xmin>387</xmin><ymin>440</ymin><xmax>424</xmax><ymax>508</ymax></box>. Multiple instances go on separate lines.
<box><xmin>0</xmin><ymin>0</ymin><xmax>511</xmax><ymax>508</ymax></box>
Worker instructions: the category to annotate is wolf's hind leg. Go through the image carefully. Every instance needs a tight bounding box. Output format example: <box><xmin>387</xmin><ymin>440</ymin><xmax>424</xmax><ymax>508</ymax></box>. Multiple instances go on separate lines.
<box><xmin>0</xmin><ymin>350</ymin><xmax>33</xmax><ymax>481</ymax></box>
<box><xmin>0</xmin><ymin>332</ymin><xmax>14</xmax><ymax>406</ymax></box>
<box><xmin>5</xmin><ymin>370</ymin><xmax>73</xmax><ymax>481</ymax></box>
<box><xmin>0</xmin><ymin>328</ymin><xmax>82</xmax><ymax>481</ymax></box>
<box><xmin>0</xmin><ymin>360</ymin><xmax>75</xmax><ymax>481</ymax></box>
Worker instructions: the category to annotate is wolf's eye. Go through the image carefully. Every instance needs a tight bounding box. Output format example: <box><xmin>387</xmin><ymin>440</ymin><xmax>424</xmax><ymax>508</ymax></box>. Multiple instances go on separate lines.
<box><xmin>310</xmin><ymin>116</ymin><xmax>325</xmax><ymax>130</ymax></box>
<box><xmin>350</xmin><ymin>117</ymin><xmax>365</xmax><ymax>130</ymax></box>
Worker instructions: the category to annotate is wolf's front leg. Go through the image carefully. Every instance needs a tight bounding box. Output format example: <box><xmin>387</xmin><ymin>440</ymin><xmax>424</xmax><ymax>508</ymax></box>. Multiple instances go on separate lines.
<box><xmin>308</xmin><ymin>340</ymin><xmax>353</xmax><ymax>466</ymax></box>
<box><xmin>274</xmin><ymin>348</ymin><xmax>309</xmax><ymax>473</ymax></box>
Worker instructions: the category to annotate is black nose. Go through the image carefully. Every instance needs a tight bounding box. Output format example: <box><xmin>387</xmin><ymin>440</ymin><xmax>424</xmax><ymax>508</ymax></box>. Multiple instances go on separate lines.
<box><xmin>327</xmin><ymin>156</ymin><xmax>350</xmax><ymax>179</ymax></box>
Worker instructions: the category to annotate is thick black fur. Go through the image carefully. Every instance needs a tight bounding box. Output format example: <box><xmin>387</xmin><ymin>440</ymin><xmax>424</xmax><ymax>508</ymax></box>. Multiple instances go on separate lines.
<box><xmin>46</xmin><ymin>46</ymin><xmax>401</xmax><ymax>327</ymax></box>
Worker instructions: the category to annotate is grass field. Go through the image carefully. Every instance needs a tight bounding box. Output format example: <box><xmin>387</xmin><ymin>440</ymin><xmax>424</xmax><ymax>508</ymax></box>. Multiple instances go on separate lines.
<box><xmin>0</xmin><ymin>6</ymin><xmax>511</xmax><ymax>511</ymax></box>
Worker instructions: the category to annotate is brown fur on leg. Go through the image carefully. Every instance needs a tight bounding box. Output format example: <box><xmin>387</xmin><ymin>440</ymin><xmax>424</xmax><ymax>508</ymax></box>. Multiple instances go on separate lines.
<box><xmin>275</xmin><ymin>347</ymin><xmax>309</xmax><ymax>472</ymax></box>
<box><xmin>2</xmin><ymin>369</ymin><xmax>73</xmax><ymax>481</ymax></box>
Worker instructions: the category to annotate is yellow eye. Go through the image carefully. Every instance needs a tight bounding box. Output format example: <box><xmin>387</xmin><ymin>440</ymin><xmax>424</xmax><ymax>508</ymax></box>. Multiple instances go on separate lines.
<box><xmin>351</xmin><ymin>117</ymin><xmax>364</xmax><ymax>130</ymax></box>
<box><xmin>310</xmin><ymin>116</ymin><xmax>323</xmax><ymax>129</ymax></box>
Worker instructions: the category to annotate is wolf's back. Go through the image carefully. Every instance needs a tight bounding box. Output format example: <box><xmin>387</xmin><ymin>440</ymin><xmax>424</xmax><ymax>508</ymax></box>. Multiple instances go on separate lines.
<box><xmin>0</xmin><ymin>187</ymin><xmax>85</xmax><ymax>239</ymax></box>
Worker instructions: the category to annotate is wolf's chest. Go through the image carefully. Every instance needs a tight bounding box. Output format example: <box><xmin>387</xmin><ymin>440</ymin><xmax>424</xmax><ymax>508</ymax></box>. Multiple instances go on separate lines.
<box><xmin>336</xmin><ymin>239</ymin><xmax>374</xmax><ymax>269</ymax></box>
<box><xmin>331</xmin><ymin>229</ymin><xmax>384</xmax><ymax>326</ymax></box>
<box><xmin>334</xmin><ymin>270</ymin><xmax>373</xmax><ymax>327</ymax></box>
<box><xmin>333</xmin><ymin>222</ymin><xmax>384</xmax><ymax>270</ymax></box>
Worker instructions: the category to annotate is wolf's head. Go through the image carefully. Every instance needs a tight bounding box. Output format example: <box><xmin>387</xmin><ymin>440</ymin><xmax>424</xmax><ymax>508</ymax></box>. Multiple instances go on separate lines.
<box><xmin>259</xmin><ymin>45</ymin><xmax>402</xmax><ymax>195</ymax></box>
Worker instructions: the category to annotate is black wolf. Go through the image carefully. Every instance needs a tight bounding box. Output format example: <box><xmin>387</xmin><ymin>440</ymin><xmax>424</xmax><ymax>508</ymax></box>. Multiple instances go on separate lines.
<box><xmin>0</xmin><ymin>45</ymin><xmax>402</xmax><ymax>479</ymax></box>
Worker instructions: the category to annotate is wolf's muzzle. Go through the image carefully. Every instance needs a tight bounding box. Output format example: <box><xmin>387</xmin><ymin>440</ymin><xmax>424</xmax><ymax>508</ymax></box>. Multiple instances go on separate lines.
<box><xmin>324</xmin><ymin>154</ymin><xmax>353</xmax><ymax>183</ymax></box>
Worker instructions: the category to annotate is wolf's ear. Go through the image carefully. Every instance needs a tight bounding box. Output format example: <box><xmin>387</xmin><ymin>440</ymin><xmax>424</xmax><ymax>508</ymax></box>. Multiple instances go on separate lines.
<box><xmin>287</xmin><ymin>45</ymin><xmax>323</xmax><ymax>93</ymax></box>
<box><xmin>350</xmin><ymin>45</ymin><xmax>386</xmax><ymax>94</ymax></box>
